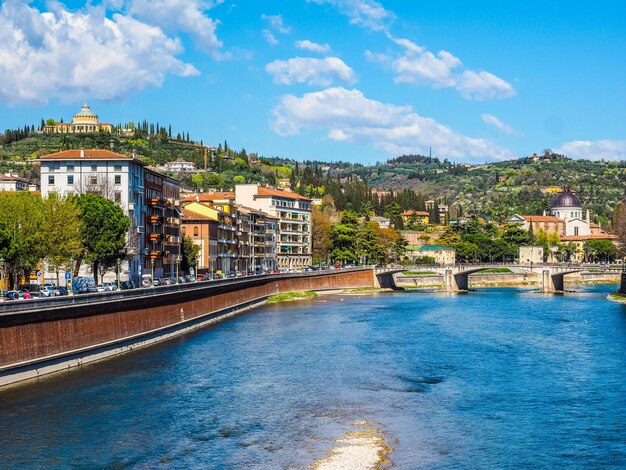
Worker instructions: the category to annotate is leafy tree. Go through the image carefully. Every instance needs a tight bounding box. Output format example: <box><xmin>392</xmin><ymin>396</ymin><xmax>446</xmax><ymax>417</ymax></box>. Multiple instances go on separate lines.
<box><xmin>75</xmin><ymin>194</ymin><xmax>130</xmax><ymax>283</ymax></box>
<box><xmin>191</xmin><ymin>173</ymin><xmax>204</xmax><ymax>189</ymax></box>
<box><xmin>181</xmin><ymin>236</ymin><xmax>200</xmax><ymax>272</ymax></box>
<box><xmin>502</xmin><ymin>223</ymin><xmax>533</xmax><ymax>246</ymax></box>
<box><xmin>312</xmin><ymin>207</ymin><xmax>332</xmax><ymax>265</ymax></box>
<box><xmin>583</xmin><ymin>239</ymin><xmax>616</xmax><ymax>262</ymax></box>
<box><xmin>455</xmin><ymin>241</ymin><xmax>479</xmax><ymax>262</ymax></box>
<box><xmin>233</xmin><ymin>175</ymin><xmax>245</xmax><ymax>184</ymax></box>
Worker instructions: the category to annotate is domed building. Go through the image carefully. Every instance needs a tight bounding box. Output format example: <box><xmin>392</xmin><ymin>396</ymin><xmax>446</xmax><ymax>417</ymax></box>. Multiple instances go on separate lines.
<box><xmin>550</xmin><ymin>187</ymin><xmax>590</xmax><ymax>237</ymax></box>
<box><xmin>43</xmin><ymin>104</ymin><xmax>113</xmax><ymax>134</ymax></box>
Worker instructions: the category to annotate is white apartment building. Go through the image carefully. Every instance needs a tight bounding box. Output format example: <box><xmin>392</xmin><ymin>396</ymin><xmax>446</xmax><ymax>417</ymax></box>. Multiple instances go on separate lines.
<box><xmin>39</xmin><ymin>148</ymin><xmax>147</xmax><ymax>283</ymax></box>
<box><xmin>235</xmin><ymin>184</ymin><xmax>312</xmax><ymax>268</ymax></box>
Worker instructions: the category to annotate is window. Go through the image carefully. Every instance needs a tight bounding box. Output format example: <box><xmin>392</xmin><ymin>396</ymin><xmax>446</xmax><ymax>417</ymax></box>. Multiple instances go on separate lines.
<box><xmin>91</xmin><ymin>164</ymin><xmax>97</xmax><ymax>172</ymax></box>
<box><xmin>114</xmin><ymin>164</ymin><xmax>122</xmax><ymax>171</ymax></box>
<box><xmin>67</xmin><ymin>175</ymin><xmax>74</xmax><ymax>185</ymax></box>
<box><xmin>67</xmin><ymin>164</ymin><xmax>74</xmax><ymax>172</ymax></box>
<box><xmin>193</xmin><ymin>226</ymin><xmax>199</xmax><ymax>237</ymax></box>
<box><xmin>114</xmin><ymin>175</ymin><xmax>121</xmax><ymax>185</ymax></box>
<box><xmin>182</xmin><ymin>227</ymin><xmax>187</xmax><ymax>235</ymax></box>
<box><xmin>48</xmin><ymin>175</ymin><xmax>55</xmax><ymax>185</ymax></box>
<box><xmin>90</xmin><ymin>176</ymin><xmax>98</xmax><ymax>185</ymax></box>
<box><xmin>114</xmin><ymin>191</ymin><xmax>122</xmax><ymax>204</ymax></box>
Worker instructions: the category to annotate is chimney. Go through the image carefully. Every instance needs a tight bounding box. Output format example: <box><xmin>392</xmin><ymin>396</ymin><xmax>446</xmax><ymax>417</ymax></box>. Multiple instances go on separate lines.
<box><xmin>586</xmin><ymin>209</ymin><xmax>590</xmax><ymax>224</ymax></box>
<box><xmin>80</xmin><ymin>148</ymin><xmax>85</xmax><ymax>158</ymax></box>
<box><xmin>132</xmin><ymin>149</ymin><xmax>137</xmax><ymax>159</ymax></box>
<box><xmin>110</xmin><ymin>139</ymin><xmax>115</xmax><ymax>151</ymax></box>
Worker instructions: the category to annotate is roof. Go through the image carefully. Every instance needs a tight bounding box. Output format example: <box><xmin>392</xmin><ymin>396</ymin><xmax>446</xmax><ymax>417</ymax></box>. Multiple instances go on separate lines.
<box><xmin>371</xmin><ymin>216</ymin><xmax>389</xmax><ymax>222</ymax></box>
<box><xmin>257</xmin><ymin>186</ymin><xmax>311</xmax><ymax>201</ymax></box>
<box><xmin>181</xmin><ymin>208</ymin><xmax>215</xmax><ymax>221</ymax></box>
<box><xmin>418</xmin><ymin>245</ymin><xmax>454</xmax><ymax>251</ymax></box>
<box><xmin>551</xmin><ymin>188</ymin><xmax>582</xmax><ymax>208</ymax></box>
<box><xmin>74</xmin><ymin>103</ymin><xmax>97</xmax><ymax>117</ymax></box>
<box><xmin>522</xmin><ymin>215</ymin><xmax>564</xmax><ymax>223</ymax></box>
<box><xmin>182</xmin><ymin>192</ymin><xmax>235</xmax><ymax>202</ymax></box>
<box><xmin>39</xmin><ymin>149</ymin><xmax>136</xmax><ymax>161</ymax></box>
<box><xmin>561</xmin><ymin>234</ymin><xmax>618</xmax><ymax>241</ymax></box>
<box><xmin>402</xmin><ymin>210</ymin><xmax>429</xmax><ymax>216</ymax></box>
<box><xmin>0</xmin><ymin>174</ymin><xmax>30</xmax><ymax>183</ymax></box>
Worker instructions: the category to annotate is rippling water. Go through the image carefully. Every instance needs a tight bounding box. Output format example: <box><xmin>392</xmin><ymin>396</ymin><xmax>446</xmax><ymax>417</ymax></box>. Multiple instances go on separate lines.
<box><xmin>1</xmin><ymin>286</ymin><xmax>625</xmax><ymax>469</ymax></box>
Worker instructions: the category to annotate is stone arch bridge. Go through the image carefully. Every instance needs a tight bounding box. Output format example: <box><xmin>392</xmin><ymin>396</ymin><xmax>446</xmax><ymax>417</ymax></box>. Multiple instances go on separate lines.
<box><xmin>374</xmin><ymin>263</ymin><xmax>619</xmax><ymax>293</ymax></box>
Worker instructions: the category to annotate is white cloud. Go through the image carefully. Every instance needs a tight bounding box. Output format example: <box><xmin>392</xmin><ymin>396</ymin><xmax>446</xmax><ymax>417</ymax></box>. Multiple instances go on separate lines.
<box><xmin>458</xmin><ymin>71</ymin><xmax>515</xmax><ymax>100</ymax></box>
<box><xmin>263</xmin><ymin>29</ymin><xmax>278</xmax><ymax>46</ymax></box>
<box><xmin>265</xmin><ymin>57</ymin><xmax>356</xmax><ymax>86</ymax></box>
<box><xmin>556</xmin><ymin>140</ymin><xmax>626</xmax><ymax>161</ymax></box>
<box><xmin>295</xmin><ymin>39</ymin><xmax>331</xmax><ymax>54</ymax></box>
<box><xmin>129</xmin><ymin>0</ymin><xmax>226</xmax><ymax>59</ymax></box>
<box><xmin>271</xmin><ymin>87</ymin><xmax>511</xmax><ymax>161</ymax></box>
<box><xmin>371</xmin><ymin>35</ymin><xmax>515</xmax><ymax>100</ymax></box>
<box><xmin>306</xmin><ymin>0</ymin><xmax>394</xmax><ymax>32</ymax></box>
<box><xmin>261</xmin><ymin>14</ymin><xmax>291</xmax><ymax>34</ymax></box>
<box><xmin>0</xmin><ymin>0</ymin><xmax>198</xmax><ymax>105</ymax></box>
<box><xmin>482</xmin><ymin>114</ymin><xmax>515</xmax><ymax>135</ymax></box>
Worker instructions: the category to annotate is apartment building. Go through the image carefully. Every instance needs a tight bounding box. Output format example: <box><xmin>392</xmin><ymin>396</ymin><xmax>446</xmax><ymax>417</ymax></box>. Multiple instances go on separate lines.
<box><xmin>235</xmin><ymin>184</ymin><xmax>312</xmax><ymax>268</ymax></box>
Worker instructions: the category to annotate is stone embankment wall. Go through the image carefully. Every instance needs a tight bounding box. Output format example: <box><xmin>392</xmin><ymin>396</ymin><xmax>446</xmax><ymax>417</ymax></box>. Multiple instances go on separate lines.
<box><xmin>0</xmin><ymin>269</ymin><xmax>373</xmax><ymax>387</ymax></box>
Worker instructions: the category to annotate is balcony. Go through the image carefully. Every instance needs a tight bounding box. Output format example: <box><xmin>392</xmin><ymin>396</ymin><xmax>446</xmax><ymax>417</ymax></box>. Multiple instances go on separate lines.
<box><xmin>164</xmin><ymin>235</ymin><xmax>181</xmax><ymax>244</ymax></box>
<box><xmin>148</xmin><ymin>197</ymin><xmax>164</xmax><ymax>207</ymax></box>
<box><xmin>218</xmin><ymin>253</ymin><xmax>237</xmax><ymax>258</ymax></box>
<box><xmin>148</xmin><ymin>233</ymin><xmax>162</xmax><ymax>242</ymax></box>
<box><xmin>148</xmin><ymin>215</ymin><xmax>162</xmax><ymax>225</ymax></box>
<box><xmin>148</xmin><ymin>251</ymin><xmax>161</xmax><ymax>259</ymax></box>
<box><xmin>218</xmin><ymin>224</ymin><xmax>236</xmax><ymax>231</ymax></box>
<box><xmin>165</xmin><ymin>217</ymin><xmax>180</xmax><ymax>225</ymax></box>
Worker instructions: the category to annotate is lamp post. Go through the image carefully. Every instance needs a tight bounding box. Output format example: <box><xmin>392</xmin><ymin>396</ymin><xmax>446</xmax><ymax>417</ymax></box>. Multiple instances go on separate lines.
<box><xmin>0</xmin><ymin>258</ymin><xmax>4</xmax><ymax>299</ymax></box>
<box><xmin>150</xmin><ymin>258</ymin><xmax>155</xmax><ymax>286</ymax></box>
<box><xmin>116</xmin><ymin>258</ymin><xmax>121</xmax><ymax>290</ymax></box>
<box><xmin>68</xmin><ymin>258</ymin><xmax>74</xmax><ymax>295</ymax></box>
<box><xmin>176</xmin><ymin>258</ymin><xmax>179</xmax><ymax>283</ymax></box>
<box><xmin>195</xmin><ymin>258</ymin><xmax>199</xmax><ymax>282</ymax></box>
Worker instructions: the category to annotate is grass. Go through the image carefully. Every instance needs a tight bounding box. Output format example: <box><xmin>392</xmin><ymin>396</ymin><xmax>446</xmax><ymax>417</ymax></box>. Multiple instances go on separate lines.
<box><xmin>608</xmin><ymin>291</ymin><xmax>626</xmax><ymax>303</ymax></box>
<box><xmin>479</xmin><ymin>268</ymin><xmax>512</xmax><ymax>273</ymax></box>
<box><xmin>402</xmin><ymin>270</ymin><xmax>437</xmax><ymax>275</ymax></box>
<box><xmin>266</xmin><ymin>291</ymin><xmax>317</xmax><ymax>303</ymax></box>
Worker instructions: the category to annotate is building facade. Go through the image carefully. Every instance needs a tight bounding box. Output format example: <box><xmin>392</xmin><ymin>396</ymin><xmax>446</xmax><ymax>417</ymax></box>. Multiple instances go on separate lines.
<box><xmin>39</xmin><ymin>149</ymin><xmax>181</xmax><ymax>284</ymax></box>
<box><xmin>235</xmin><ymin>184</ymin><xmax>312</xmax><ymax>269</ymax></box>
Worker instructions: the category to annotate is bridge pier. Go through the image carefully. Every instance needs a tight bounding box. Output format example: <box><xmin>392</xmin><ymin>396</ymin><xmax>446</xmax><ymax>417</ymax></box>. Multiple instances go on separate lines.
<box><xmin>444</xmin><ymin>269</ymin><xmax>468</xmax><ymax>292</ymax></box>
<box><xmin>541</xmin><ymin>269</ymin><xmax>564</xmax><ymax>293</ymax></box>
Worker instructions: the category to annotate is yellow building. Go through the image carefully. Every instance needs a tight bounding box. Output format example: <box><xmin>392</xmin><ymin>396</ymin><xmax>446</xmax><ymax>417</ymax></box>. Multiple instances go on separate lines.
<box><xmin>401</xmin><ymin>210</ymin><xmax>430</xmax><ymax>225</ymax></box>
<box><xmin>43</xmin><ymin>103</ymin><xmax>113</xmax><ymax>134</ymax></box>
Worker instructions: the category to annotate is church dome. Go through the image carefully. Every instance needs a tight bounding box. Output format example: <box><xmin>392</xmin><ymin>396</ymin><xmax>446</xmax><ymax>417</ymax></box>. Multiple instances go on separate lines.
<box><xmin>551</xmin><ymin>188</ymin><xmax>581</xmax><ymax>208</ymax></box>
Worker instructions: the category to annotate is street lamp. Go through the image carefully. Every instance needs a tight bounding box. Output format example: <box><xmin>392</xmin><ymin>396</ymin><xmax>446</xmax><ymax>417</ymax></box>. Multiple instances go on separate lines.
<box><xmin>69</xmin><ymin>258</ymin><xmax>74</xmax><ymax>294</ymax></box>
<box><xmin>150</xmin><ymin>258</ymin><xmax>155</xmax><ymax>286</ymax></box>
<box><xmin>195</xmin><ymin>258</ymin><xmax>198</xmax><ymax>282</ymax></box>
<box><xmin>176</xmin><ymin>258</ymin><xmax>179</xmax><ymax>283</ymax></box>
<box><xmin>0</xmin><ymin>258</ymin><xmax>5</xmax><ymax>298</ymax></box>
<box><xmin>116</xmin><ymin>258</ymin><xmax>121</xmax><ymax>290</ymax></box>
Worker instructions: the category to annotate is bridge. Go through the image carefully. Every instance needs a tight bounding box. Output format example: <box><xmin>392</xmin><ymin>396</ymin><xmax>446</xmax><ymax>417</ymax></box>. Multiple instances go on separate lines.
<box><xmin>374</xmin><ymin>263</ymin><xmax>621</xmax><ymax>293</ymax></box>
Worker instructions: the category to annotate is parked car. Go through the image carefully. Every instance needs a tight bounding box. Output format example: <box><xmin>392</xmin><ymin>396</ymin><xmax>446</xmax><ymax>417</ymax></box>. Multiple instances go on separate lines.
<box><xmin>120</xmin><ymin>280</ymin><xmax>135</xmax><ymax>290</ymax></box>
<box><xmin>5</xmin><ymin>290</ymin><xmax>20</xmax><ymax>300</ymax></box>
<box><xmin>42</xmin><ymin>286</ymin><xmax>56</xmax><ymax>297</ymax></box>
<box><xmin>55</xmin><ymin>286</ymin><xmax>69</xmax><ymax>296</ymax></box>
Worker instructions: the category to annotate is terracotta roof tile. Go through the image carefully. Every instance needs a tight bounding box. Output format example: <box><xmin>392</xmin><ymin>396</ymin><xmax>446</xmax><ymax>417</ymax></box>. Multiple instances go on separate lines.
<box><xmin>402</xmin><ymin>210</ymin><xmax>429</xmax><ymax>216</ymax></box>
<box><xmin>257</xmin><ymin>187</ymin><xmax>311</xmax><ymax>201</ymax></box>
<box><xmin>39</xmin><ymin>149</ymin><xmax>134</xmax><ymax>160</ymax></box>
<box><xmin>522</xmin><ymin>215</ymin><xmax>564</xmax><ymax>223</ymax></box>
<box><xmin>183</xmin><ymin>192</ymin><xmax>234</xmax><ymax>202</ymax></box>
<box><xmin>181</xmin><ymin>208</ymin><xmax>215</xmax><ymax>221</ymax></box>
<box><xmin>561</xmin><ymin>234</ymin><xmax>618</xmax><ymax>241</ymax></box>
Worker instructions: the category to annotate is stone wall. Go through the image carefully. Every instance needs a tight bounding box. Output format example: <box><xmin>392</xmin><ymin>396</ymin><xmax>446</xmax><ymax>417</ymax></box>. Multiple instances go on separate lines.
<box><xmin>0</xmin><ymin>269</ymin><xmax>373</xmax><ymax>387</ymax></box>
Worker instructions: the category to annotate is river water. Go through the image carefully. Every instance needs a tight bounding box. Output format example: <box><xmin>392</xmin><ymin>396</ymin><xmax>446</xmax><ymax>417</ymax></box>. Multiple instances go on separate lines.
<box><xmin>1</xmin><ymin>286</ymin><xmax>625</xmax><ymax>469</ymax></box>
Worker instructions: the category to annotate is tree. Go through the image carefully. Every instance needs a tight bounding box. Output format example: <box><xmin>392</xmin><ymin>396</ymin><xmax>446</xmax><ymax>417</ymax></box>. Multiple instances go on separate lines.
<box><xmin>191</xmin><ymin>173</ymin><xmax>204</xmax><ymax>189</ymax></box>
<box><xmin>40</xmin><ymin>193</ymin><xmax>83</xmax><ymax>285</ymax></box>
<box><xmin>75</xmin><ymin>194</ymin><xmax>130</xmax><ymax>283</ymax></box>
<box><xmin>181</xmin><ymin>236</ymin><xmax>200</xmax><ymax>272</ymax></box>
<box><xmin>233</xmin><ymin>175</ymin><xmax>245</xmax><ymax>185</ymax></box>
<box><xmin>583</xmin><ymin>239</ymin><xmax>616</xmax><ymax>263</ymax></box>
<box><xmin>312</xmin><ymin>206</ymin><xmax>332</xmax><ymax>265</ymax></box>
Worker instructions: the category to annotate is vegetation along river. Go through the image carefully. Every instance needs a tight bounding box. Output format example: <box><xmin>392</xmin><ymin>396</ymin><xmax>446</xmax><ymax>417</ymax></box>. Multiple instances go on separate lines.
<box><xmin>0</xmin><ymin>285</ymin><xmax>625</xmax><ymax>468</ymax></box>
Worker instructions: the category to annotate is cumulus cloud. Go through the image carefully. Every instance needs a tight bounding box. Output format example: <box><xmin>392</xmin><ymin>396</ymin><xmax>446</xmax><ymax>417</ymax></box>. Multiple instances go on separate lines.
<box><xmin>0</xmin><ymin>0</ymin><xmax>198</xmax><ymax>105</ymax></box>
<box><xmin>295</xmin><ymin>39</ymin><xmax>331</xmax><ymax>54</ymax></box>
<box><xmin>306</xmin><ymin>0</ymin><xmax>394</xmax><ymax>31</ymax></box>
<box><xmin>271</xmin><ymin>87</ymin><xmax>511</xmax><ymax>161</ymax></box>
<box><xmin>130</xmin><ymin>0</ymin><xmax>226</xmax><ymax>59</ymax></box>
<box><xmin>556</xmin><ymin>140</ymin><xmax>626</xmax><ymax>161</ymax></box>
<box><xmin>263</xmin><ymin>29</ymin><xmax>279</xmax><ymax>46</ymax></box>
<box><xmin>369</xmin><ymin>36</ymin><xmax>515</xmax><ymax>100</ymax></box>
<box><xmin>261</xmin><ymin>14</ymin><xmax>291</xmax><ymax>34</ymax></box>
<box><xmin>265</xmin><ymin>57</ymin><xmax>356</xmax><ymax>86</ymax></box>
<box><xmin>482</xmin><ymin>114</ymin><xmax>515</xmax><ymax>135</ymax></box>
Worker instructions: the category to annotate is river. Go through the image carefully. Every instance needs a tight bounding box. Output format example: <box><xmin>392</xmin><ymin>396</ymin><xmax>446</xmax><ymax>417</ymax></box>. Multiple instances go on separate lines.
<box><xmin>1</xmin><ymin>286</ymin><xmax>625</xmax><ymax>468</ymax></box>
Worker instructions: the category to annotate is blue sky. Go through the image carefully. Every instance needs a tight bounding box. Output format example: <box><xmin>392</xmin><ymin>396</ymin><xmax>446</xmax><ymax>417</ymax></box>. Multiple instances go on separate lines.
<box><xmin>0</xmin><ymin>0</ymin><xmax>624</xmax><ymax>164</ymax></box>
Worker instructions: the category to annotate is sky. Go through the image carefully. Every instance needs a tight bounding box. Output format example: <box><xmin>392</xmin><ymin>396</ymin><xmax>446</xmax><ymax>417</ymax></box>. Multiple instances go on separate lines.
<box><xmin>0</xmin><ymin>0</ymin><xmax>624</xmax><ymax>164</ymax></box>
